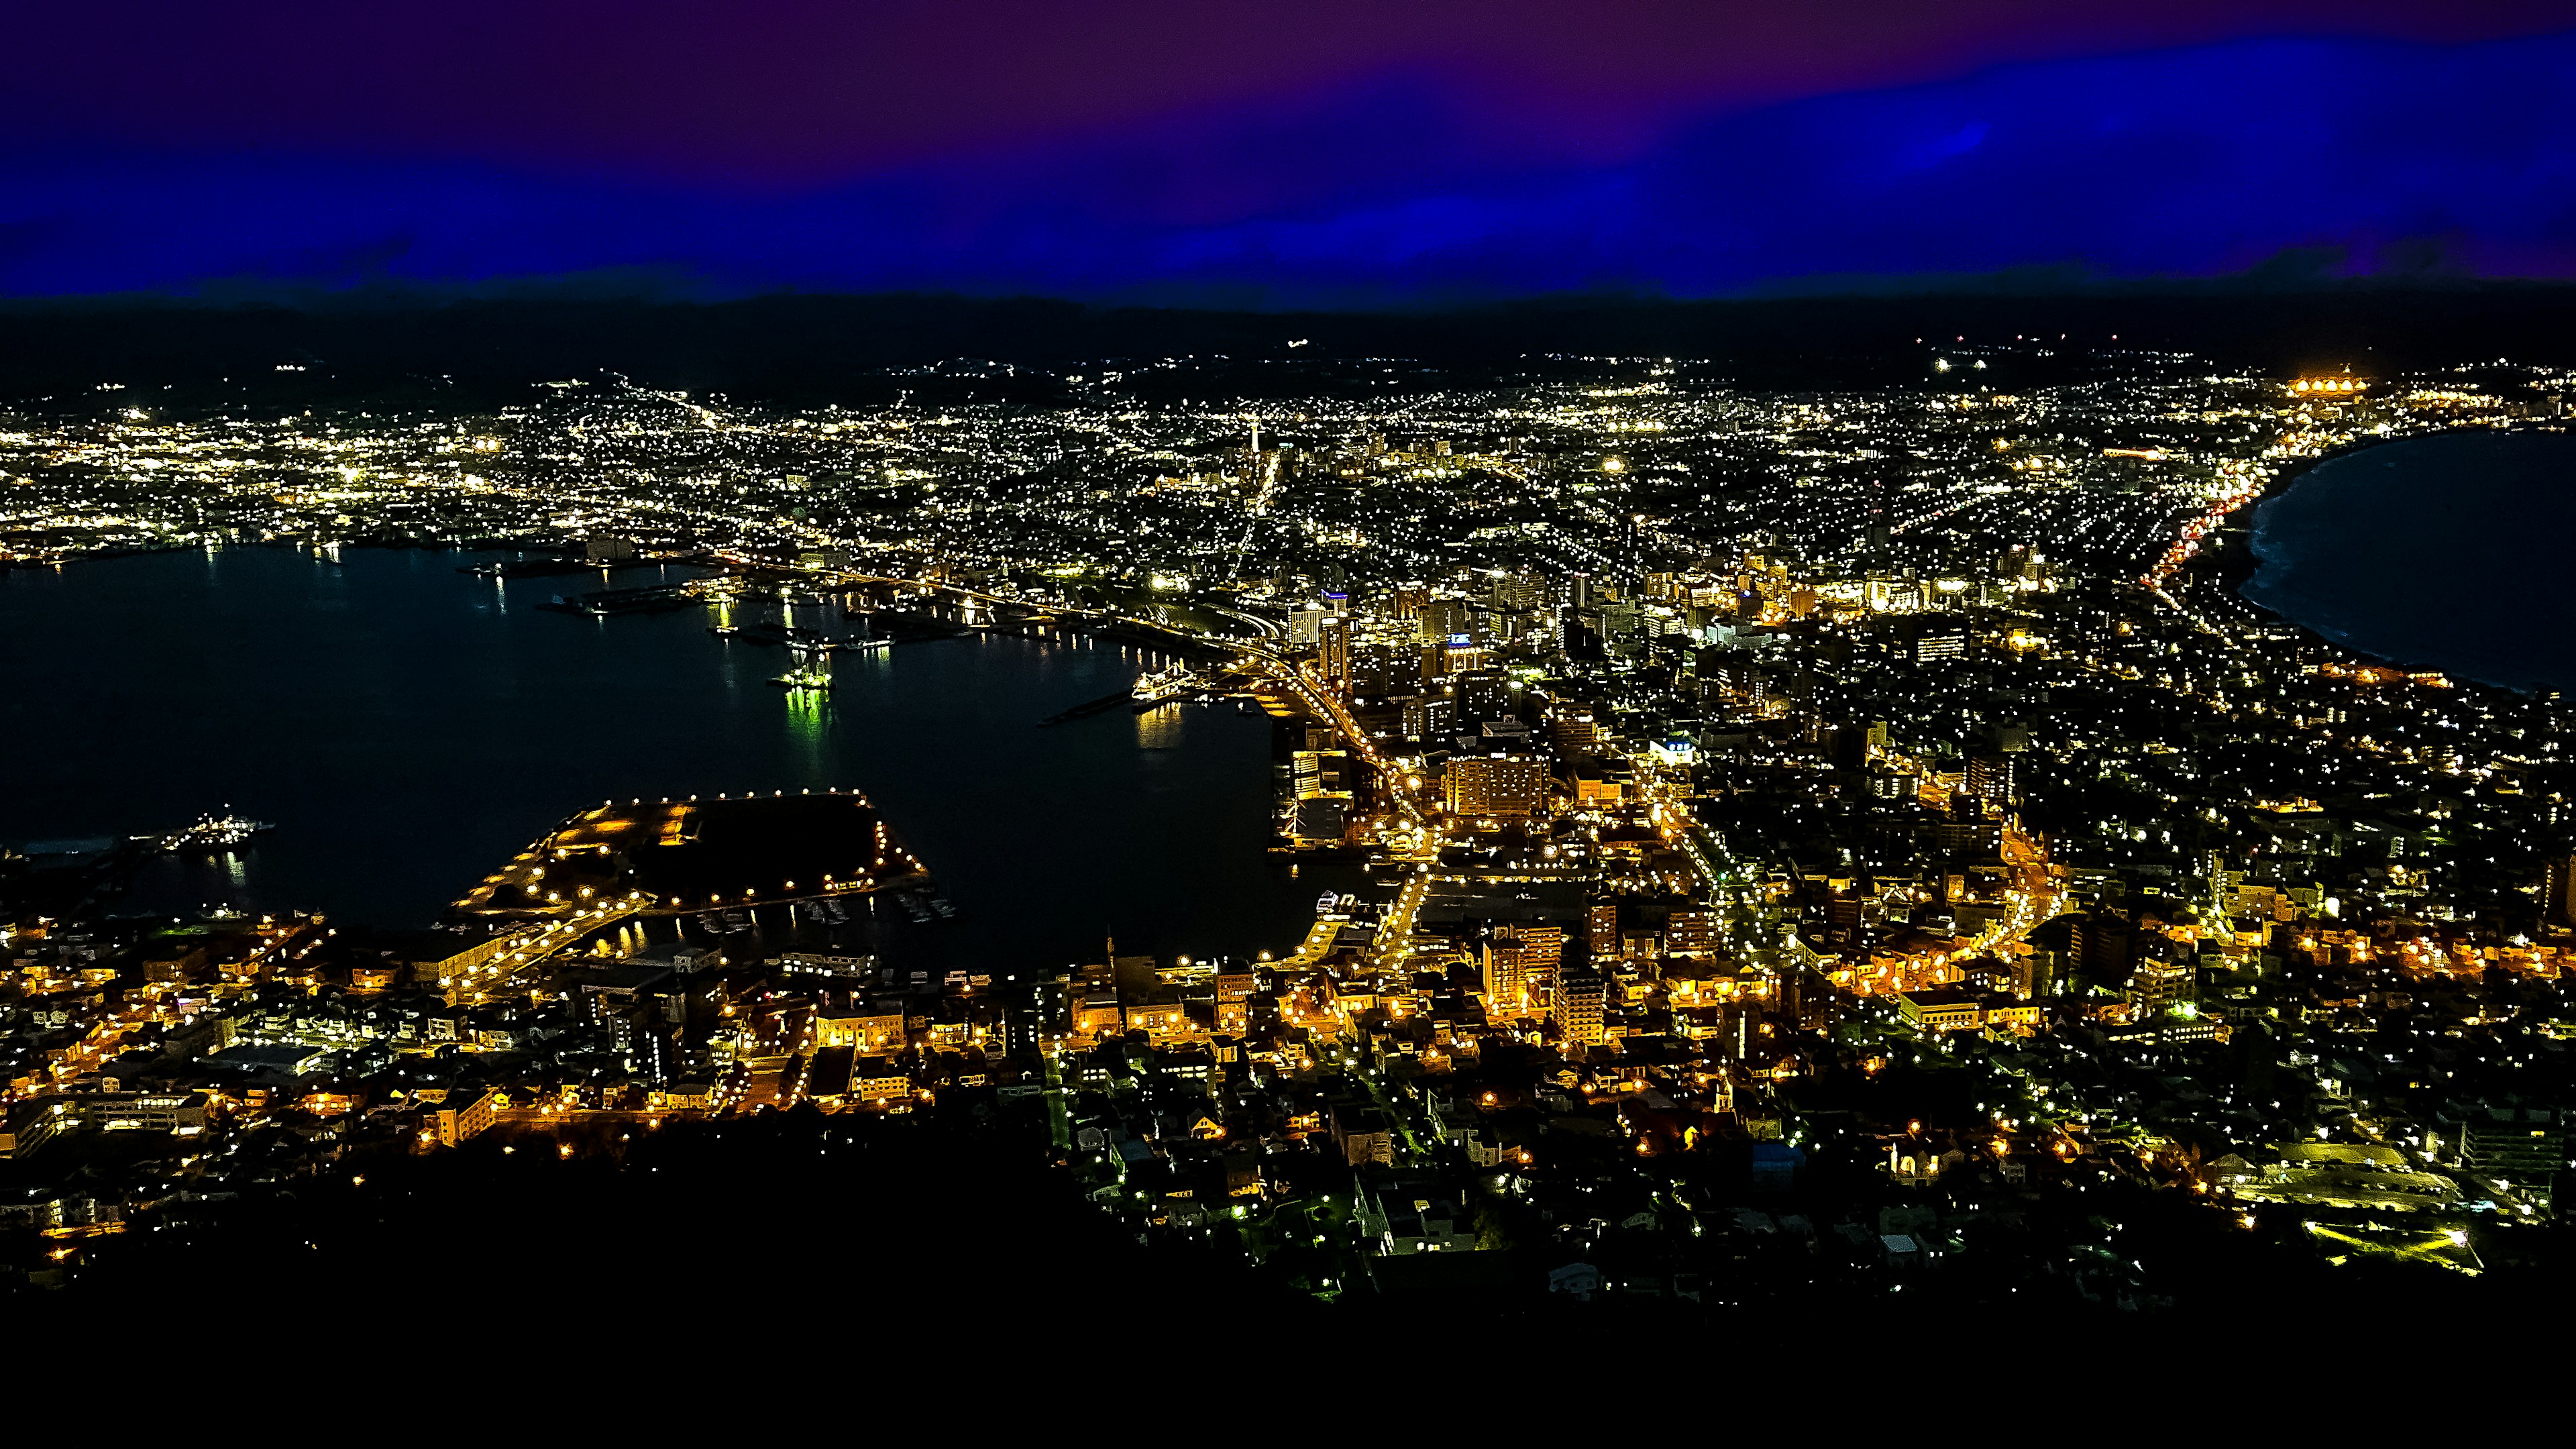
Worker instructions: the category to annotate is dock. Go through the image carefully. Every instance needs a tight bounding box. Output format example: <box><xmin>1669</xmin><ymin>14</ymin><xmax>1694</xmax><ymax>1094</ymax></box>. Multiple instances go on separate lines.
<box><xmin>1037</xmin><ymin>690</ymin><xmax>1137</xmax><ymax>727</ymax></box>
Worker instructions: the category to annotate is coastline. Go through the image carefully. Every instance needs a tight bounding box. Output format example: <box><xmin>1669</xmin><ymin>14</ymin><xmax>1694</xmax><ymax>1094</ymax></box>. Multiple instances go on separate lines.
<box><xmin>3</xmin><ymin>537</ymin><xmax>1254</xmax><ymax>665</ymax></box>
<box><xmin>2202</xmin><ymin>430</ymin><xmax>2430</xmax><ymax>608</ymax></box>
<box><xmin>2197</xmin><ymin>424</ymin><xmax>2573</xmax><ymax>695</ymax></box>
<box><xmin>1</xmin><ymin>547</ymin><xmax>1324</xmax><ymax>959</ymax></box>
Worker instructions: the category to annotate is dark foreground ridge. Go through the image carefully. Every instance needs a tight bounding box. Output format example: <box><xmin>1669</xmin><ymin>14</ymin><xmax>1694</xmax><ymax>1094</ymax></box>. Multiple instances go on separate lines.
<box><xmin>28</xmin><ymin>1100</ymin><xmax>2561</xmax><ymax>1340</ymax></box>
<box><xmin>11</xmin><ymin>285</ymin><xmax>2576</xmax><ymax>406</ymax></box>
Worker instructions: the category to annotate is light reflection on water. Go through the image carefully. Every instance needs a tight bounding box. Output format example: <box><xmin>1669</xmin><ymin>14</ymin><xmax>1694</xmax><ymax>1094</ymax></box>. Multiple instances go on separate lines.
<box><xmin>3</xmin><ymin>546</ymin><xmax>1356</xmax><ymax>968</ymax></box>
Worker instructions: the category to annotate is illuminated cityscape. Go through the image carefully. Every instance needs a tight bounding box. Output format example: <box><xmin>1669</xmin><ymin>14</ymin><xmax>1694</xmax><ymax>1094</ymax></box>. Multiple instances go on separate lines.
<box><xmin>5</xmin><ymin>332</ymin><xmax>2571</xmax><ymax>1318</ymax></box>
<box><xmin>21</xmin><ymin>0</ymin><xmax>2576</xmax><ymax>1342</ymax></box>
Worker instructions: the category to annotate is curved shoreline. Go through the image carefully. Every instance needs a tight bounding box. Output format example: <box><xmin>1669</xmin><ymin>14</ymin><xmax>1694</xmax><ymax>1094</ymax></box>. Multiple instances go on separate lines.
<box><xmin>1</xmin><ymin>546</ymin><xmax>1326</xmax><ymax>957</ymax></box>
<box><xmin>2206</xmin><ymin>425</ymin><xmax>2570</xmax><ymax>694</ymax></box>
<box><xmin>2204</xmin><ymin>430</ymin><xmax>2444</xmax><ymax>606</ymax></box>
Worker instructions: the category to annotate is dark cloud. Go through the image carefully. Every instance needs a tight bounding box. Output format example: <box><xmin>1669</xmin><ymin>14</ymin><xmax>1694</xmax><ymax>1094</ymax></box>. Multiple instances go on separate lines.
<box><xmin>5</xmin><ymin>33</ymin><xmax>2574</xmax><ymax>301</ymax></box>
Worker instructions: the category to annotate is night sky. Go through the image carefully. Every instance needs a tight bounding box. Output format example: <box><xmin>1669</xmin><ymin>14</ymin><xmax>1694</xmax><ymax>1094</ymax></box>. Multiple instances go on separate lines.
<box><xmin>8</xmin><ymin>1</ymin><xmax>2576</xmax><ymax>302</ymax></box>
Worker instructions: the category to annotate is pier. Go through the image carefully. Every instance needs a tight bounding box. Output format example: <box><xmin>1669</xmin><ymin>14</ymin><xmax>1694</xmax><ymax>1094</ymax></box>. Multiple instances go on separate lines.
<box><xmin>1036</xmin><ymin>689</ymin><xmax>1138</xmax><ymax>727</ymax></box>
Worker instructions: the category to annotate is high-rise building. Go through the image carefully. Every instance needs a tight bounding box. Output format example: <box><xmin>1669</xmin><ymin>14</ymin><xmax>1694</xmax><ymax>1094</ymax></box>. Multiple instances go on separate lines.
<box><xmin>1967</xmin><ymin>751</ymin><xmax>2017</xmax><ymax>806</ymax></box>
<box><xmin>1668</xmin><ymin>910</ymin><xmax>1720</xmax><ymax>957</ymax></box>
<box><xmin>1869</xmin><ymin>768</ymin><xmax>1918</xmax><ymax>800</ymax></box>
<box><xmin>1444</xmin><ymin>757</ymin><xmax>1546</xmax><ymax>817</ymax></box>
<box><xmin>1504</xmin><ymin>923</ymin><xmax>1566</xmax><ymax>973</ymax></box>
<box><xmin>2010</xmin><ymin>949</ymin><xmax>2054</xmax><ymax>999</ymax></box>
<box><xmin>1419</xmin><ymin>597</ymin><xmax>1470</xmax><ymax>643</ymax></box>
<box><xmin>2544</xmin><ymin>855</ymin><xmax>2576</xmax><ymax>928</ymax></box>
<box><xmin>1290</xmin><ymin>797</ymin><xmax>1351</xmax><ymax>842</ymax></box>
<box><xmin>1401</xmin><ymin>693</ymin><xmax>1458</xmax><ymax>742</ymax></box>
<box><xmin>1550</xmin><ymin>711</ymin><xmax>1601</xmax><ymax>759</ymax></box>
<box><xmin>1340</xmin><ymin>644</ymin><xmax>1399</xmax><ymax>696</ymax></box>
<box><xmin>1481</xmin><ymin>938</ymin><xmax>1523</xmax><ymax>1005</ymax></box>
<box><xmin>1318</xmin><ymin>616</ymin><xmax>1352</xmax><ymax>688</ymax></box>
<box><xmin>1554</xmin><ymin>967</ymin><xmax>1607</xmax><ymax>1045</ymax></box>
<box><xmin>1458</xmin><ymin>672</ymin><xmax>1510</xmax><ymax>722</ymax></box>
<box><xmin>1492</xmin><ymin>572</ymin><xmax>1544</xmax><ymax>612</ymax></box>
<box><xmin>1587</xmin><ymin>900</ymin><xmax>1619</xmax><ymax>959</ymax></box>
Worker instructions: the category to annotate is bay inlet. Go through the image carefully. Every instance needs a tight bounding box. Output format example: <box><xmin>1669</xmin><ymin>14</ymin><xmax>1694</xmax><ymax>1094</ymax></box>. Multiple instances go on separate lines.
<box><xmin>2243</xmin><ymin>429</ymin><xmax>2576</xmax><ymax>694</ymax></box>
<box><xmin>0</xmin><ymin>547</ymin><xmax>1345</xmax><ymax>970</ymax></box>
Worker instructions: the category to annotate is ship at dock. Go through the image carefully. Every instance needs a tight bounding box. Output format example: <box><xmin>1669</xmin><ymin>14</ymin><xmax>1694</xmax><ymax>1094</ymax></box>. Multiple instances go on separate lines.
<box><xmin>769</xmin><ymin>639</ymin><xmax>835</xmax><ymax>691</ymax></box>
<box><xmin>1130</xmin><ymin>664</ymin><xmax>1203</xmax><ymax>706</ymax></box>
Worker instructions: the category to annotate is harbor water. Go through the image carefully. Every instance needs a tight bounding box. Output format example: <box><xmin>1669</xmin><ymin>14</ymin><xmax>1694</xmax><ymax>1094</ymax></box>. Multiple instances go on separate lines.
<box><xmin>0</xmin><ymin>546</ymin><xmax>1349</xmax><ymax>971</ymax></box>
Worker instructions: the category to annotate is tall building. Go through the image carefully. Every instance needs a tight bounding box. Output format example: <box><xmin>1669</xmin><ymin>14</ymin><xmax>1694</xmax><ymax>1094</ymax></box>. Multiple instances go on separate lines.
<box><xmin>1485</xmin><ymin>922</ymin><xmax>1566</xmax><ymax>1016</ymax></box>
<box><xmin>1292</xmin><ymin>796</ymin><xmax>1352</xmax><ymax>843</ymax></box>
<box><xmin>1966</xmin><ymin>751</ymin><xmax>2017</xmax><ymax>807</ymax></box>
<box><xmin>1457</xmin><ymin>672</ymin><xmax>1511</xmax><ymax>722</ymax></box>
<box><xmin>1587</xmin><ymin>899</ymin><xmax>1619</xmax><ymax>959</ymax></box>
<box><xmin>2544</xmin><ymin>856</ymin><xmax>2576</xmax><ymax>929</ymax></box>
<box><xmin>1318</xmin><ymin>616</ymin><xmax>1352</xmax><ymax>689</ymax></box>
<box><xmin>1667</xmin><ymin>909</ymin><xmax>1720</xmax><ymax>957</ymax></box>
<box><xmin>1401</xmin><ymin>693</ymin><xmax>1457</xmax><ymax>742</ymax></box>
<box><xmin>1492</xmin><ymin>573</ymin><xmax>1544</xmax><ymax>612</ymax></box>
<box><xmin>1349</xmin><ymin>643</ymin><xmax>1409</xmax><ymax>696</ymax></box>
<box><xmin>1481</xmin><ymin>933</ymin><xmax>1564</xmax><ymax>1018</ymax></box>
<box><xmin>1481</xmin><ymin>938</ymin><xmax>1525</xmax><ymax>1010</ymax></box>
<box><xmin>1934</xmin><ymin>801</ymin><xmax>2001</xmax><ymax>857</ymax></box>
<box><xmin>1549</xmin><ymin>711</ymin><xmax>1601</xmax><ymax>759</ymax></box>
<box><xmin>1503</xmin><ymin>923</ymin><xmax>1566</xmax><ymax>973</ymax></box>
<box><xmin>1444</xmin><ymin>757</ymin><xmax>1546</xmax><ymax>817</ymax></box>
<box><xmin>1554</xmin><ymin>967</ymin><xmax>1607</xmax><ymax>1046</ymax></box>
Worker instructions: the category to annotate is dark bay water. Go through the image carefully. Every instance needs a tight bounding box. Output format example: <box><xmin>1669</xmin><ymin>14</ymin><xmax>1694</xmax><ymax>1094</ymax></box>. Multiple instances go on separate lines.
<box><xmin>0</xmin><ymin>547</ymin><xmax>1343</xmax><ymax>969</ymax></box>
<box><xmin>2243</xmin><ymin>429</ymin><xmax>2576</xmax><ymax>693</ymax></box>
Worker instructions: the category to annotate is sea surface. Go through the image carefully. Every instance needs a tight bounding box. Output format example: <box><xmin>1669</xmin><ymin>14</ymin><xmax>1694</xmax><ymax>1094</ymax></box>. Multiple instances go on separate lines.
<box><xmin>2243</xmin><ymin>429</ymin><xmax>2576</xmax><ymax>693</ymax></box>
<box><xmin>0</xmin><ymin>547</ymin><xmax>1349</xmax><ymax>970</ymax></box>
